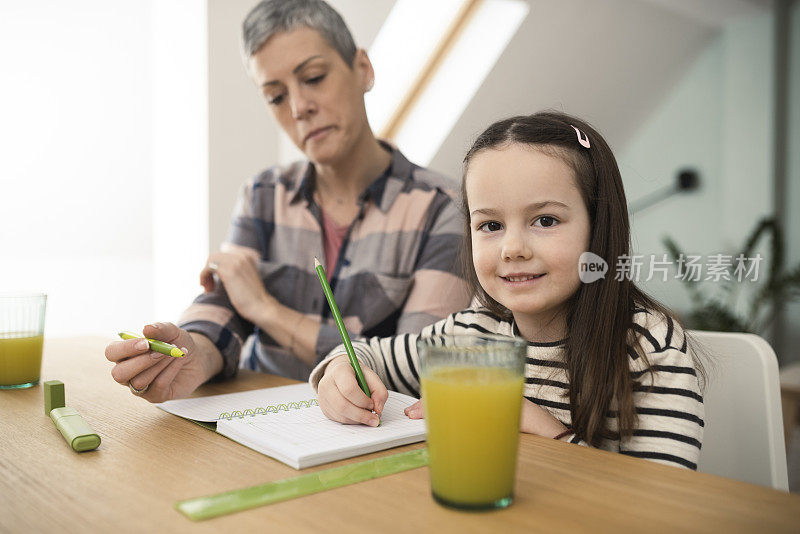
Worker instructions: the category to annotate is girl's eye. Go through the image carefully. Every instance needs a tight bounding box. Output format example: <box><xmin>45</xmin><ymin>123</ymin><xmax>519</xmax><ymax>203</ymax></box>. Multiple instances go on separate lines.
<box><xmin>306</xmin><ymin>74</ymin><xmax>325</xmax><ymax>85</ymax></box>
<box><xmin>267</xmin><ymin>94</ymin><xmax>285</xmax><ymax>106</ymax></box>
<box><xmin>534</xmin><ymin>216</ymin><xmax>558</xmax><ymax>228</ymax></box>
<box><xmin>477</xmin><ymin>221</ymin><xmax>503</xmax><ymax>232</ymax></box>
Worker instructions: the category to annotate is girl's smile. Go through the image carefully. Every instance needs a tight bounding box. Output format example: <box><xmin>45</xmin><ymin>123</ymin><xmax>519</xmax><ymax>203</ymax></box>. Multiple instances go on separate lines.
<box><xmin>499</xmin><ymin>272</ymin><xmax>546</xmax><ymax>285</ymax></box>
<box><xmin>465</xmin><ymin>143</ymin><xmax>591</xmax><ymax>342</ymax></box>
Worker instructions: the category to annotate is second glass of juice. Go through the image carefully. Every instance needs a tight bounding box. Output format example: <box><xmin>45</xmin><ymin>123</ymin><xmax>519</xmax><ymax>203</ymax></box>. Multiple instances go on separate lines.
<box><xmin>418</xmin><ymin>334</ymin><xmax>526</xmax><ymax>510</ymax></box>
<box><xmin>0</xmin><ymin>293</ymin><xmax>47</xmax><ymax>389</ymax></box>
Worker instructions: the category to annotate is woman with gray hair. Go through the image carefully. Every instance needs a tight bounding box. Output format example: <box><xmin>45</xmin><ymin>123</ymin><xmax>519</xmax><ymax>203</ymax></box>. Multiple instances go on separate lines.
<box><xmin>105</xmin><ymin>0</ymin><xmax>470</xmax><ymax>402</ymax></box>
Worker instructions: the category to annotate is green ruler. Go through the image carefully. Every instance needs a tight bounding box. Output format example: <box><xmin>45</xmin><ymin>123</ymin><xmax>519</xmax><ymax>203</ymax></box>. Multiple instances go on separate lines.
<box><xmin>176</xmin><ymin>448</ymin><xmax>429</xmax><ymax>521</ymax></box>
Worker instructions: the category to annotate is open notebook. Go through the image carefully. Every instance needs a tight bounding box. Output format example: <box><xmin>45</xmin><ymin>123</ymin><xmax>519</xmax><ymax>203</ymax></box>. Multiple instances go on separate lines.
<box><xmin>156</xmin><ymin>383</ymin><xmax>426</xmax><ymax>469</ymax></box>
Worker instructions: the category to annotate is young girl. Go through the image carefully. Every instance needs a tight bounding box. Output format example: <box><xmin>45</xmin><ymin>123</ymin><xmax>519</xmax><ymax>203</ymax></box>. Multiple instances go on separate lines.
<box><xmin>310</xmin><ymin>111</ymin><xmax>704</xmax><ymax>470</ymax></box>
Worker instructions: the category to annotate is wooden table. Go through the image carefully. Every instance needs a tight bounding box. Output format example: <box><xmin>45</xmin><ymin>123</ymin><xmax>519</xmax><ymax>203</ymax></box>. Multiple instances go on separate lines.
<box><xmin>3</xmin><ymin>337</ymin><xmax>800</xmax><ymax>532</ymax></box>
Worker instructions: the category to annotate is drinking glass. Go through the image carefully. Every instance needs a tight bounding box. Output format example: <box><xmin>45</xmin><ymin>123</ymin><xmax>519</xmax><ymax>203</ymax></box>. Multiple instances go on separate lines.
<box><xmin>417</xmin><ymin>334</ymin><xmax>526</xmax><ymax>510</ymax></box>
<box><xmin>0</xmin><ymin>293</ymin><xmax>47</xmax><ymax>389</ymax></box>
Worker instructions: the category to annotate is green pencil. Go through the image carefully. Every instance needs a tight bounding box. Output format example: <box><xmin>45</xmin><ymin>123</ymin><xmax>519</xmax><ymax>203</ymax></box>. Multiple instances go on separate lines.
<box><xmin>314</xmin><ymin>258</ymin><xmax>378</xmax><ymax>423</ymax></box>
<box><xmin>118</xmin><ymin>331</ymin><xmax>185</xmax><ymax>358</ymax></box>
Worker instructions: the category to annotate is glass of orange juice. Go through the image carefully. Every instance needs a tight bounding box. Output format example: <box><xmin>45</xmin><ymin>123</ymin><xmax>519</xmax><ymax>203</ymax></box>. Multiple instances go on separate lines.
<box><xmin>418</xmin><ymin>334</ymin><xmax>526</xmax><ymax>510</ymax></box>
<box><xmin>0</xmin><ymin>293</ymin><xmax>47</xmax><ymax>389</ymax></box>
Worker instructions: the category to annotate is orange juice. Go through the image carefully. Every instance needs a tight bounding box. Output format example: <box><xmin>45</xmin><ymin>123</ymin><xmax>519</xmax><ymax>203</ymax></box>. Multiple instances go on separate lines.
<box><xmin>422</xmin><ymin>366</ymin><xmax>524</xmax><ymax>507</ymax></box>
<box><xmin>0</xmin><ymin>334</ymin><xmax>44</xmax><ymax>387</ymax></box>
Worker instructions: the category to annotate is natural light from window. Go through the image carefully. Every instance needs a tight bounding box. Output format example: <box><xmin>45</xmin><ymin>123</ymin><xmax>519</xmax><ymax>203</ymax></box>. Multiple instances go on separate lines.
<box><xmin>366</xmin><ymin>0</ymin><xmax>466</xmax><ymax>136</ymax></box>
<box><xmin>366</xmin><ymin>0</ymin><xmax>529</xmax><ymax>165</ymax></box>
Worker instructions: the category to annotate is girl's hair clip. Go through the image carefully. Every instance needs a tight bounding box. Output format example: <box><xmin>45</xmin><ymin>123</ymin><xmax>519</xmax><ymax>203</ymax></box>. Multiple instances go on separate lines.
<box><xmin>571</xmin><ymin>125</ymin><xmax>591</xmax><ymax>148</ymax></box>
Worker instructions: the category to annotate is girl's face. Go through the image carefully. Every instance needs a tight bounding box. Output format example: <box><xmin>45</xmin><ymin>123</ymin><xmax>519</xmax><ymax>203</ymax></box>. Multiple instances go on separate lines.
<box><xmin>466</xmin><ymin>144</ymin><xmax>591</xmax><ymax>334</ymax></box>
<box><xmin>248</xmin><ymin>27</ymin><xmax>373</xmax><ymax>166</ymax></box>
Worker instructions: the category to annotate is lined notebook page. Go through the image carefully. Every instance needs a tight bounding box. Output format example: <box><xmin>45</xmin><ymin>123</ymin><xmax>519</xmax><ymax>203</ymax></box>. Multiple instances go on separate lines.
<box><xmin>217</xmin><ymin>392</ymin><xmax>426</xmax><ymax>468</ymax></box>
<box><xmin>156</xmin><ymin>383</ymin><xmax>319</xmax><ymax>422</ymax></box>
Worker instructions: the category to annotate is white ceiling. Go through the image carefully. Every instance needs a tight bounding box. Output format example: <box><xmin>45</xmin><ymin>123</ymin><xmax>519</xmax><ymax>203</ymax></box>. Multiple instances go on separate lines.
<box><xmin>634</xmin><ymin>0</ymin><xmax>770</xmax><ymax>27</ymax></box>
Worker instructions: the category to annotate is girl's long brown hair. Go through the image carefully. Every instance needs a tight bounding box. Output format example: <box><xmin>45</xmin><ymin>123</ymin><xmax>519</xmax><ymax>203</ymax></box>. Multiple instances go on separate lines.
<box><xmin>460</xmin><ymin>111</ymin><xmax>679</xmax><ymax>445</ymax></box>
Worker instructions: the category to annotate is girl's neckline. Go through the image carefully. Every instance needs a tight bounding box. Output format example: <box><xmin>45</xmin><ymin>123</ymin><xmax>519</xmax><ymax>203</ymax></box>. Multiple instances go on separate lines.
<box><xmin>511</xmin><ymin>321</ymin><xmax>567</xmax><ymax>347</ymax></box>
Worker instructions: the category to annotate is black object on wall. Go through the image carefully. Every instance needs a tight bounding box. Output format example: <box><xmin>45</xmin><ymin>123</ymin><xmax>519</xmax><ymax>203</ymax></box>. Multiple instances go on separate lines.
<box><xmin>629</xmin><ymin>168</ymin><xmax>700</xmax><ymax>215</ymax></box>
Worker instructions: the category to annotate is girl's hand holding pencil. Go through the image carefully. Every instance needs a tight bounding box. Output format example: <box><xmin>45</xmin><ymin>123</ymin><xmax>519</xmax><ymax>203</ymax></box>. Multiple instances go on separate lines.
<box><xmin>314</xmin><ymin>257</ymin><xmax>389</xmax><ymax>427</ymax></box>
<box><xmin>317</xmin><ymin>354</ymin><xmax>389</xmax><ymax>427</ymax></box>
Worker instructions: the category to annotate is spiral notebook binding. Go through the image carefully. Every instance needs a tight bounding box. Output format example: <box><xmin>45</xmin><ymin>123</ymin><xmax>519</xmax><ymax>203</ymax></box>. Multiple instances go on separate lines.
<box><xmin>218</xmin><ymin>399</ymin><xmax>319</xmax><ymax>421</ymax></box>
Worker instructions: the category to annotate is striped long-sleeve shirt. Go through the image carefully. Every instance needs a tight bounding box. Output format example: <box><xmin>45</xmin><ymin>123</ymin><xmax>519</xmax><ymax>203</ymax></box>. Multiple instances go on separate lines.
<box><xmin>309</xmin><ymin>306</ymin><xmax>705</xmax><ymax>470</ymax></box>
<box><xmin>178</xmin><ymin>143</ymin><xmax>471</xmax><ymax>381</ymax></box>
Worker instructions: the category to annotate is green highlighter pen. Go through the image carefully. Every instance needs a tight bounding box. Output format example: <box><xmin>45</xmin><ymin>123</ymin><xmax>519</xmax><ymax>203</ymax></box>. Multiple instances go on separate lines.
<box><xmin>118</xmin><ymin>331</ymin><xmax>185</xmax><ymax>358</ymax></box>
<box><xmin>44</xmin><ymin>381</ymin><xmax>101</xmax><ymax>452</ymax></box>
<box><xmin>50</xmin><ymin>407</ymin><xmax>101</xmax><ymax>452</ymax></box>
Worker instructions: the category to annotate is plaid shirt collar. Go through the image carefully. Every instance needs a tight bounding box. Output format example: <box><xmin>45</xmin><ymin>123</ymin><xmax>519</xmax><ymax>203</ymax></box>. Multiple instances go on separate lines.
<box><xmin>289</xmin><ymin>141</ymin><xmax>415</xmax><ymax>213</ymax></box>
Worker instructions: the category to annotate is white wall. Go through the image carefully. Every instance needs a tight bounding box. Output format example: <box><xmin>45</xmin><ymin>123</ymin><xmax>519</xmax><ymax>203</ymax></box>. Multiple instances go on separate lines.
<box><xmin>207</xmin><ymin>0</ymin><xmax>277</xmax><ymax>254</ymax></box>
<box><xmin>620</xmin><ymin>34</ymin><xmax>725</xmax><ymax>312</ymax></box>
<box><xmin>719</xmin><ymin>15</ymin><xmax>774</xmax><ymax>250</ymax></box>
<box><xmin>784</xmin><ymin>1</ymin><xmax>800</xmax><ymax>364</ymax></box>
<box><xmin>0</xmin><ymin>0</ymin><xmax>208</xmax><ymax>337</ymax></box>
<box><xmin>620</xmin><ymin>14</ymin><xmax>774</xmax><ymax>318</ymax></box>
<box><xmin>152</xmin><ymin>0</ymin><xmax>209</xmax><ymax>322</ymax></box>
<box><xmin>0</xmin><ymin>1</ymin><xmax>155</xmax><ymax>337</ymax></box>
<box><xmin>429</xmin><ymin>0</ymin><xmax>715</xmax><ymax>180</ymax></box>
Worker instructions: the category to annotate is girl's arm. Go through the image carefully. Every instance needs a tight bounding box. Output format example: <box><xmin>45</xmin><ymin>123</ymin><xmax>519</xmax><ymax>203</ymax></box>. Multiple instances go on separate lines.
<box><xmin>520</xmin><ymin>399</ymin><xmax>569</xmax><ymax>438</ymax></box>
<box><xmin>309</xmin><ymin>312</ymin><xmax>458</xmax><ymax>397</ymax></box>
<box><xmin>526</xmin><ymin>313</ymin><xmax>704</xmax><ymax>469</ymax></box>
<box><xmin>619</xmin><ymin>315</ymin><xmax>704</xmax><ymax>470</ymax></box>
<box><xmin>311</xmin><ymin>313</ymin><xmax>460</xmax><ymax>425</ymax></box>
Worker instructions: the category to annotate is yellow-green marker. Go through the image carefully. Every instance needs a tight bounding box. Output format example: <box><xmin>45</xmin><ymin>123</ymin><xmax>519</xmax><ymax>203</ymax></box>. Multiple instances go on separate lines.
<box><xmin>118</xmin><ymin>332</ymin><xmax>185</xmax><ymax>358</ymax></box>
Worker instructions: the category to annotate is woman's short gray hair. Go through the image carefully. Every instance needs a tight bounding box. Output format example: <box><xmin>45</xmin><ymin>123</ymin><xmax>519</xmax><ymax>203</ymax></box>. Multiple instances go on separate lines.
<box><xmin>242</xmin><ymin>0</ymin><xmax>357</xmax><ymax>65</ymax></box>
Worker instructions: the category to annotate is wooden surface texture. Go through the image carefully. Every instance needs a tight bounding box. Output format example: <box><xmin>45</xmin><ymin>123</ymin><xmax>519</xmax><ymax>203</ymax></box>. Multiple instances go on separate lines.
<box><xmin>2</xmin><ymin>337</ymin><xmax>799</xmax><ymax>533</ymax></box>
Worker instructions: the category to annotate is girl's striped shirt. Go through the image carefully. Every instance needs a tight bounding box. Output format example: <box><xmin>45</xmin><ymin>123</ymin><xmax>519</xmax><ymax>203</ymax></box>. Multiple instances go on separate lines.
<box><xmin>309</xmin><ymin>306</ymin><xmax>704</xmax><ymax>470</ymax></box>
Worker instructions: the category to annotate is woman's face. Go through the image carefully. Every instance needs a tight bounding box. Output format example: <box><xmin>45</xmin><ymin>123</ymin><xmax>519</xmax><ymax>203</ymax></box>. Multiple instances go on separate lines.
<box><xmin>248</xmin><ymin>27</ymin><xmax>373</xmax><ymax>165</ymax></box>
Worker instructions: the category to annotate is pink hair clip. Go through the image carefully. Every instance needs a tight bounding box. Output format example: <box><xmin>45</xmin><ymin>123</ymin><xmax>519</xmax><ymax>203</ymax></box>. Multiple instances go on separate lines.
<box><xmin>571</xmin><ymin>125</ymin><xmax>590</xmax><ymax>148</ymax></box>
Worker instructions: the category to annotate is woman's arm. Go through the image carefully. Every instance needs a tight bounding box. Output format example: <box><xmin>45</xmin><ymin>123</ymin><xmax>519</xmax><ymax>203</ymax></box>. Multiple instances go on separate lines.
<box><xmin>199</xmin><ymin>245</ymin><xmax>323</xmax><ymax>368</ymax></box>
<box><xmin>178</xmin><ymin>175</ymin><xmax>269</xmax><ymax>379</ymax></box>
<box><xmin>251</xmin><ymin>296</ymin><xmax>321</xmax><ymax>367</ymax></box>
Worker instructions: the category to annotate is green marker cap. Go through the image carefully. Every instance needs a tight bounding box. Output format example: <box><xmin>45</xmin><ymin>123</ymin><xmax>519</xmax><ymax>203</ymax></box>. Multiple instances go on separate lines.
<box><xmin>44</xmin><ymin>380</ymin><xmax>66</xmax><ymax>416</ymax></box>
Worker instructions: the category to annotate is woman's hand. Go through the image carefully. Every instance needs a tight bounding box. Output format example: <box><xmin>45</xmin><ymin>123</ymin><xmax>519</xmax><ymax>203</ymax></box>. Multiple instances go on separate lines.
<box><xmin>317</xmin><ymin>355</ymin><xmax>389</xmax><ymax>427</ymax></box>
<box><xmin>104</xmin><ymin>322</ymin><xmax>223</xmax><ymax>403</ymax></box>
<box><xmin>200</xmin><ymin>250</ymin><xmax>274</xmax><ymax>323</ymax></box>
<box><xmin>520</xmin><ymin>398</ymin><xmax>569</xmax><ymax>438</ymax></box>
